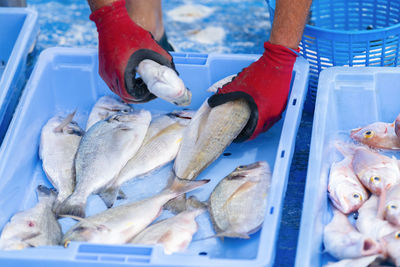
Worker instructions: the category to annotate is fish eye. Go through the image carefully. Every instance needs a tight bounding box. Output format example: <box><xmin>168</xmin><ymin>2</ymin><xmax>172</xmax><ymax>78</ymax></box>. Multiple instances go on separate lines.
<box><xmin>388</xmin><ymin>204</ymin><xmax>398</xmax><ymax>210</ymax></box>
<box><xmin>363</xmin><ymin>130</ymin><xmax>375</xmax><ymax>139</ymax></box>
<box><xmin>370</xmin><ymin>176</ymin><xmax>381</xmax><ymax>183</ymax></box>
<box><xmin>64</xmin><ymin>240</ymin><xmax>71</xmax><ymax>248</ymax></box>
<box><xmin>353</xmin><ymin>193</ymin><xmax>362</xmax><ymax>200</ymax></box>
<box><xmin>395</xmin><ymin>232</ymin><xmax>400</xmax><ymax>239</ymax></box>
<box><xmin>121</xmin><ymin>109</ymin><xmax>130</xmax><ymax>114</ymax></box>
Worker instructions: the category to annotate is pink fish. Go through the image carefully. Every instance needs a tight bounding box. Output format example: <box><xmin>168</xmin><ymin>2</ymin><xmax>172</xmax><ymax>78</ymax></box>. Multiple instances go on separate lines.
<box><xmin>381</xmin><ymin>230</ymin><xmax>400</xmax><ymax>266</ymax></box>
<box><xmin>323</xmin><ymin>208</ymin><xmax>382</xmax><ymax>260</ymax></box>
<box><xmin>328</xmin><ymin>155</ymin><xmax>369</xmax><ymax>214</ymax></box>
<box><xmin>351</xmin><ymin>120</ymin><xmax>400</xmax><ymax>150</ymax></box>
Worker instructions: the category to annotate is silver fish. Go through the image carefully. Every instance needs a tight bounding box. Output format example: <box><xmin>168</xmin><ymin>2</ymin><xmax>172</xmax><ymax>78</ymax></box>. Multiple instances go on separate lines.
<box><xmin>381</xmin><ymin>230</ymin><xmax>400</xmax><ymax>266</ymax></box>
<box><xmin>137</xmin><ymin>59</ymin><xmax>191</xmax><ymax>106</ymax></box>
<box><xmin>39</xmin><ymin>112</ymin><xmax>84</xmax><ymax>210</ymax></box>
<box><xmin>166</xmin><ymin>99</ymin><xmax>250</xmax><ymax>213</ymax></box>
<box><xmin>208</xmin><ymin>161</ymin><xmax>271</xmax><ymax>238</ymax></box>
<box><xmin>130</xmin><ymin>206</ymin><xmax>205</xmax><ymax>254</ymax></box>
<box><xmin>356</xmin><ymin>195</ymin><xmax>398</xmax><ymax>241</ymax></box>
<box><xmin>323</xmin><ymin>208</ymin><xmax>381</xmax><ymax>260</ymax></box>
<box><xmin>56</xmin><ymin>110</ymin><xmax>151</xmax><ymax>218</ymax></box>
<box><xmin>99</xmin><ymin>111</ymin><xmax>193</xmax><ymax>208</ymax></box>
<box><xmin>62</xmin><ymin>178</ymin><xmax>209</xmax><ymax>246</ymax></box>
<box><xmin>0</xmin><ymin>186</ymin><xmax>62</xmax><ymax>250</ymax></box>
<box><xmin>86</xmin><ymin>95</ymin><xmax>133</xmax><ymax>131</ymax></box>
<box><xmin>384</xmin><ymin>184</ymin><xmax>400</xmax><ymax>226</ymax></box>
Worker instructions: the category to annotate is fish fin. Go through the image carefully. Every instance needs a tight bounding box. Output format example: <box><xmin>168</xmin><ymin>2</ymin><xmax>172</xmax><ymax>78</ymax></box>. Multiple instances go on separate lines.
<box><xmin>59</xmin><ymin>215</ymin><xmax>111</xmax><ymax>232</ymax></box>
<box><xmin>186</xmin><ymin>195</ymin><xmax>208</xmax><ymax>212</ymax></box>
<box><xmin>157</xmin><ymin>230</ymin><xmax>174</xmax><ymax>244</ymax></box>
<box><xmin>117</xmin><ymin>189</ymin><xmax>127</xmax><ymax>200</ymax></box>
<box><xmin>20</xmin><ymin>232</ymin><xmax>42</xmax><ymax>242</ymax></box>
<box><xmin>98</xmin><ymin>186</ymin><xmax>119</xmax><ymax>208</ymax></box>
<box><xmin>55</xmin><ymin>194</ymin><xmax>86</xmax><ymax>218</ymax></box>
<box><xmin>194</xmin><ymin>231</ymin><xmax>250</xmax><ymax>241</ymax></box>
<box><xmin>377</xmin><ymin>187</ymin><xmax>387</xmax><ymax>219</ymax></box>
<box><xmin>54</xmin><ymin>110</ymin><xmax>76</xmax><ymax>133</ymax></box>
<box><xmin>334</xmin><ymin>141</ymin><xmax>355</xmax><ymax>158</ymax></box>
<box><xmin>395</xmin><ymin>113</ymin><xmax>400</xmax><ymax>138</ymax></box>
<box><xmin>222</xmin><ymin>181</ymin><xmax>257</xmax><ymax>209</ymax></box>
<box><xmin>164</xmin><ymin>195</ymin><xmax>187</xmax><ymax>214</ymax></box>
<box><xmin>165</xmin><ymin>176</ymin><xmax>209</xmax><ymax>196</ymax></box>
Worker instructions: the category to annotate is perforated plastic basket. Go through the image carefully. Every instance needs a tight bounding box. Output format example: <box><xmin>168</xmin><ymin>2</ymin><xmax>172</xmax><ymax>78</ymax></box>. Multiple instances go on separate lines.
<box><xmin>267</xmin><ymin>0</ymin><xmax>400</xmax><ymax>112</ymax></box>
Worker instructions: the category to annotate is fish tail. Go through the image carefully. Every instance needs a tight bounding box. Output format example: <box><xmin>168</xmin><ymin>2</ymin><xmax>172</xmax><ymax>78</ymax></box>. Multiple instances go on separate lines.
<box><xmin>53</xmin><ymin>110</ymin><xmax>76</xmax><ymax>133</ymax></box>
<box><xmin>186</xmin><ymin>195</ymin><xmax>208</xmax><ymax>214</ymax></box>
<box><xmin>163</xmin><ymin>176</ymin><xmax>209</xmax><ymax>214</ymax></box>
<box><xmin>395</xmin><ymin>113</ymin><xmax>400</xmax><ymax>138</ymax></box>
<box><xmin>55</xmin><ymin>192</ymin><xmax>86</xmax><ymax>218</ymax></box>
<box><xmin>165</xmin><ymin>176</ymin><xmax>209</xmax><ymax>197</ymax></box>
<box><xmin>98</xmin><ymin>186</ymin><xmax>119</xmax><ymax>208</ymax></box>
<box><xmin>36</xmin><ymin>185</ymin><xmax>57</xmax><ymax>205</ymax></box>
<box><xmin>334</xmin><ymin>141</ymin><xmax>356</xmax><ymax>158</ymax></box>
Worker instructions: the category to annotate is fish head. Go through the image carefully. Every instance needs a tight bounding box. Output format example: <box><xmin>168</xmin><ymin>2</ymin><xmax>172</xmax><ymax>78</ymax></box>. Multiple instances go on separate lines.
<box><xmin>365</xmin><ymin>173</ymin><xmax>387</xmax><ymax>195</ymax></box>
<box><xmin>0</xmin><ymin>217</ymin><xmax>42</xmax><ymax>250</ymax></box>
<box><xmin>105</xmin><ymin>109</ymin><xmax>151</xmax><ymax>127</ymax></box>
<box><xmin>227</xmin><ymin>161</ymin><xmax>270</xmax><ymax>180</ymax></box>
<box><xmin>95</xmin><ymin>96</ymin><xmax>133</xmax><ymax>114</ymax></box>
<box><xmin>350</xmin><ymin>123</ymin><xmax>387</xmax><ymax>147</ymax></box>
<box><xmin>385</xmin><ymin>200</ymin><xmax>400</xmax><ymax>226</ymax></box>
<box><xmin>330</xmin><ymin>183</ymin><xmax>367</xmax><ymax>213</ymax></box>
<box><xmin>63</xmin><ymin>225</ymin><xmax>103</xmax><ymax>246</ymax></box>
<box><xmin>381</xmin><ymin>230</ymin><xmax>400</xmax><ymax>265</ymax></box>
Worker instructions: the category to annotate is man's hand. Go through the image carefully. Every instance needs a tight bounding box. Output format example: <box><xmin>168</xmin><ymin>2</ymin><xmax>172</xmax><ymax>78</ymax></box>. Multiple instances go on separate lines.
<box><xmin>89</xmin><ymin>0</ymin><xmax>175</xmax><ymax>103</ymax></box>
<box><xmin>208</xmin><ymin>42</ymin><xmax>299</xmax><ymax>142</ymax></box>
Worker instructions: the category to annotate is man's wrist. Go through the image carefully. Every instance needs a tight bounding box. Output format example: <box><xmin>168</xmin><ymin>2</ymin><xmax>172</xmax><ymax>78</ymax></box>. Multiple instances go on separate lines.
<box><xmin>87</xmin><ymin>0</ymin><xmax>120</xmax><ymax>12</ymax></box>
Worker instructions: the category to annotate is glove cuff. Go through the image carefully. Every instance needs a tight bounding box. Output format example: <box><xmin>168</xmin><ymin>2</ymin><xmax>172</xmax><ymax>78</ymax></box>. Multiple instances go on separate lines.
<box><xmin>263</xmin><ymin>41</ymin><xmax>299</xmax><ymax>71</ymax></box>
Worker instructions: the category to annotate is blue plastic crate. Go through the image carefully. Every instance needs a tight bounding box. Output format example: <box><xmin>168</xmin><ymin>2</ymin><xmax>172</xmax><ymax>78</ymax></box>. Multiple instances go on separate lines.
<box><xmin>267</xmin><ymin>0</ymin><xmax>400</xmax><ymax>113</ymax></box>
<box><xmin>0</xmin><ymin>7</ymin><xmax>38</xmax><ymax>143</ymax></box>
<box><xmin>295</xmin><ymin>67</ymin><xmax>400</xmax><ymax>267</ymax></box>
<box><xmin>0</xmin><ymin>47</ymin><xmax>308</xmax><ymax>267</ymax></box>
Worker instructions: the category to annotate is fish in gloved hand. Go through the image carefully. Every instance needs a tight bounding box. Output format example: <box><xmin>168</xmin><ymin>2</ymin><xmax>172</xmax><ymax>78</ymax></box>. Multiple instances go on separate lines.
<box><xmin>323</xmin><ymin>208</ymin><xmax>381</xmax><ymax>260</ymax></box>
<box><xmin>56</xmin><ymin>109</ymin><xmax>151</xmax><ymax>218</ymax></box>
<box><xmin>137</xmin><ymin>59</ymin><xmax>191</xmax><ymax>106</ymax></box>
<box><xmin>99</xmin><ymin>111</ymin><xmax>193</xmax><ymax>208</ymax></box>
<box><xmin>328</xmin><ymin>145</ymin><xmax>369</xmax><ymax>214</ymax></box>
<box><xmin>62</xmin><ymin>178</ymin><xmax>209</xmax><ymax>246</ymax></box>
<box><xmin>165</xmin><ymin>98</ymin><xmax>251</xmax><ymax>213</ymax></box>
<box><xmin>86</xmin><ymin>95</ymin><xmax>133</xmax><ymax>130</ymax></box>
<box><xmin>208</xmin><ymin>161</ymin><xmax>271</xmax><ymax>238</ymax></box>
<box><xmin>39</xmin><ymin>112</ymin><xmax>84</xmax><ymax>211</ymax></box>
<box><xmin>0</xmin><ymin>186</ymin><xmax>62</xmax><ymax>250</ymax></box>
<box><xmin>130</xmin><ymin>198</ymin><xmax>206</xmax><ymax>255</ymax></box>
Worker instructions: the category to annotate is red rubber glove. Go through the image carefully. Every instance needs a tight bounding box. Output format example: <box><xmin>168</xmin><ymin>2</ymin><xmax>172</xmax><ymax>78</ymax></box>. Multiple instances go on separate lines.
<box><xmin>89</xmin><ymin>0</ymin><xmax>176</xmax><ymax>103</ymax></box>
<box><xmin>208</xmin><ymin>42</ymin><xmax>299</xmax><ymax>142</ymax></box>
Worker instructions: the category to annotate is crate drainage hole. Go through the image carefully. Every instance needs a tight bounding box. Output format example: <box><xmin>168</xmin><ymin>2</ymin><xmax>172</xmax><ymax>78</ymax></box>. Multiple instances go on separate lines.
<box><xmin>223</xmin><ymin>152</ymin><xmax>231</xmax><ymax>156</ymax></box>
<box><xmin>280</xmin><ymin>150</ymin><xmax>285</xmax><ymax>158</ymax></box>
<box><xmin>199</xmin><ymin>252</ymin><xmax>208</xmax><ymax>256</ymax></box>
<box><xmin>292</xmin><ymin>98</ymin><xmax>297</xmax><ymax>106</ymax></box>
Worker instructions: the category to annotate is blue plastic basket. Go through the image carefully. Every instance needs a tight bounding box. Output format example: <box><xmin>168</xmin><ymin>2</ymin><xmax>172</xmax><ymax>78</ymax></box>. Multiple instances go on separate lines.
<box><xmin>0</xmin><ymin>48</ymin><xmax>309</xmax><ymax>267</ymax></box>
<box><xmin>295</xmin><ymin>67</ymin><xmax>400</xmax><ymax>267</ymax></box>
<box><xmin>267</xmin><ymin>0</ymin><xmax>400</xmax><ymax>113</ymax></box>
<box><xmin>0</xmin><ymin>8</ymin><xmax>38</xmax><ymax>142</ymax></box>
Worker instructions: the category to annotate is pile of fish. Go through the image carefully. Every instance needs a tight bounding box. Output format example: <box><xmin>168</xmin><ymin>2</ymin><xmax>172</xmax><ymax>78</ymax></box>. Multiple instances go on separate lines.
<box><xmin>0</xmin><ymin>93</ymin><xmax>271</xmax><ymax>255</ymax></box>
<box><xmin>324</xmin><ymin>115</ymin><xmax>400</xmax><ymax>266</ymax></box>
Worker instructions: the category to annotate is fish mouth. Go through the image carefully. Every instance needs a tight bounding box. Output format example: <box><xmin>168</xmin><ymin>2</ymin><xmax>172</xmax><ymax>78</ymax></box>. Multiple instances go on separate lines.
<box><xmin>173</xmin><ymin>89</ymin><xmax>192</xmax><ymax>107</ymax></box>
<box><xmin>361</xmin><ymin>238</ymin><xmax>382</xmax><ymax>256</ymax></box>
<box><xmin>350</xmin><ymin>127</ymin><xmax>362</xmax><ymax>138</ymax></box>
